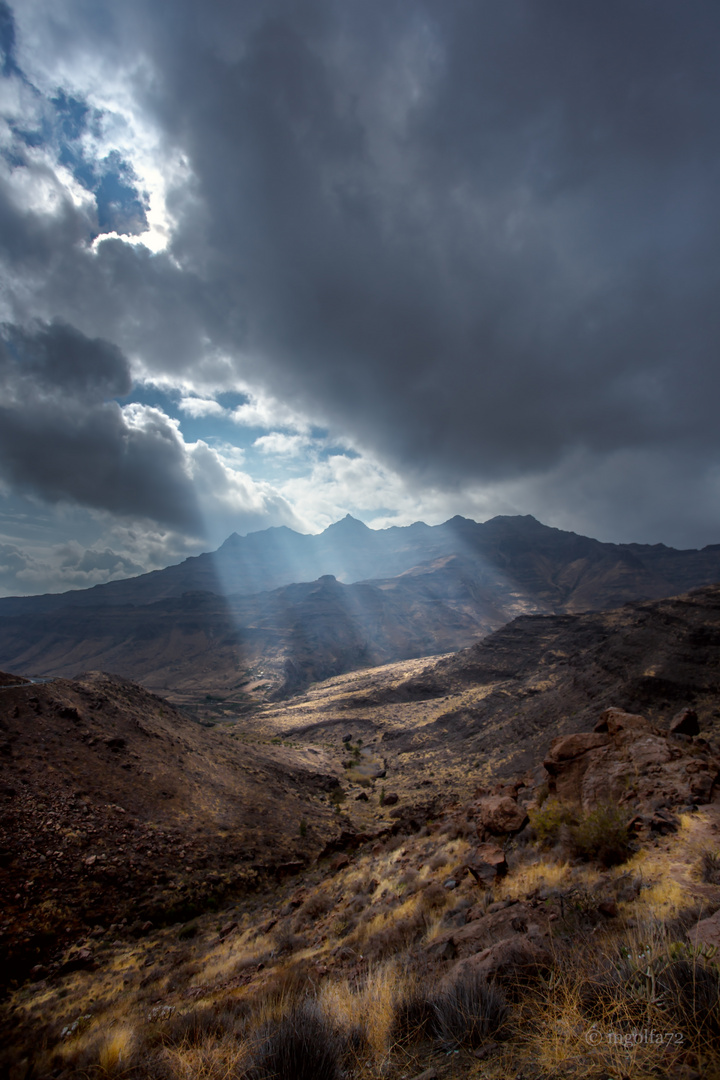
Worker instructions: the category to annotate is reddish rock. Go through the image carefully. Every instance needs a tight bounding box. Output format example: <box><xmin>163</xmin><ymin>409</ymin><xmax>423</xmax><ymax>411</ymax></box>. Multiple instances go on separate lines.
<box><xmin>431</xmin><ymin>901</ymin><xmax>550</xmax><ymax>960</ymax></box>
<box><xmin>467</xmin><ymin>842</ymin><xmax>507</xmax><ymax>882</ymax></box>
<box><xmin>541</xmin><ymin>707</ymin><xmax>720</xmax><ymax>813</ymax></box>
<box><xmin>689</xmin><ymin>908</ymin><xmax>720</xmax><ymax>951</ymax></box>
<box><xmin>598</xmin><ymin>900</ymin><xmax>618</xmax><ymax>918</ymax></box>
<box><xmin>382</xmin><ymin>792</ymin><xmax>399</xmax><ymax>806</ymax></box>
<box><xmin>445</xmin><ymin>936</ymin><xmax>552</xmax><ymax>986</ymax></box>
<box><xmin>594</xmin><ymin>708</ymin><xmax>652</xmax><ymax>735</ymax></box>
<box><xmin>476</xmin><ymin>795</ymin><xmax>527</xmax><ymax>835</ymax></box>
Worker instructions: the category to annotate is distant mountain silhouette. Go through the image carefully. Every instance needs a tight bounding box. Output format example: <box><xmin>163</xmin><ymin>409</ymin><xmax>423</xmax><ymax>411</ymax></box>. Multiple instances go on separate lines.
<box><xmin>0</xmin><ymin>514</ymin><xmax>719</xmax><ymax>696</ymax></box>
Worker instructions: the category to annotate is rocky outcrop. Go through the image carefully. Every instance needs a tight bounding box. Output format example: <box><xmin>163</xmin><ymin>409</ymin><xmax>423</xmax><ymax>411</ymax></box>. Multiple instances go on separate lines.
<box><xmin>444</xmin><ymin>936</ymin><xmax>552</xmax><ymax>987</ymax></box>
<box><xmin>542</xmin><ymin>707</ymin><xmax>720</xmax><ymax>813</ymax></box>
<box><xmin>428</xmin><ymin>900</ymin><xmax>551</xmax><ymax>962</ymax></box>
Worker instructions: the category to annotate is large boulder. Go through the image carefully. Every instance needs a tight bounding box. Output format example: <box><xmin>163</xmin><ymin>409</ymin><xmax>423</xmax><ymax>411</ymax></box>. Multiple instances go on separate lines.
<box><xmin>594</xmin><ymin>708</ymin><xmax>653</xmax><ymax>735</ymax></box>
<box><xmin>689</xmin><ymin>908</ymin><xmax>720</xmax><ymax>951</ymax></box>
<box><xmin>476</xmin><ymin>795</ymin><xmax>528</xmax><ymax>836</ymax></box>
<box><xmin>543</xmin><ymin>732</ymin><xmax>610</xmax><ymax>805</ymax></box>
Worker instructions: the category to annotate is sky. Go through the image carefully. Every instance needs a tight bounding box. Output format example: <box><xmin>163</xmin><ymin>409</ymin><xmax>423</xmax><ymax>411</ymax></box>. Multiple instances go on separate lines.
<box><xmin>1</xmin><ymin>0</ymin><xmax>720</xmax><ymax>596</ymax></box>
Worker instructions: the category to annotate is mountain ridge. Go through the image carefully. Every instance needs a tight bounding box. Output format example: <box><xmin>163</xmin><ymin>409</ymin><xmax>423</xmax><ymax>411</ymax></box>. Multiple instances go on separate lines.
<box><xmin>1</xmin><ymin>513</ymin><xmax>720</xmax><ymax>699</ymax></box>
<box><xmin>1</xmin><ymin>513</ymin><xmax>719</xmax><ymax>616</ymax></box>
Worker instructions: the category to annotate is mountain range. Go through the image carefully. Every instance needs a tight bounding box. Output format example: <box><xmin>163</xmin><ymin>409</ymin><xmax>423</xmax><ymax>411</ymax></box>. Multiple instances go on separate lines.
<box><xmin>1</xmin><ymin>513</ymin><xmax>720</xmax><ymax>697</ymax></box>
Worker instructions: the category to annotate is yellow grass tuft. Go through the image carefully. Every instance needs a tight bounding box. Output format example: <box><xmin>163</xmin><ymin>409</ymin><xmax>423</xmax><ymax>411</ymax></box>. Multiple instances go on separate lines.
<box><xmin>95</xmin><ymin>1025</ymin><xmax>136</xmax><ymax>1075</ymax></box>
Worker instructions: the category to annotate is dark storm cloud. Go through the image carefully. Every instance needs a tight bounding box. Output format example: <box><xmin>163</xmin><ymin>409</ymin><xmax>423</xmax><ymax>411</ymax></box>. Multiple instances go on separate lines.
<box><xmin>129</xmin><ymin>0</ymin><xmax>720</xmax><ymax>479</ymax></box>
<box><xmin>0</xmin><ymin>321</ymin><xmax>201</xmax><ymax>529</ymax></box>
<box><xmin>6</xmin><ymin>0</ymin><xmax>720</xmax><ymax>540</ymax></box>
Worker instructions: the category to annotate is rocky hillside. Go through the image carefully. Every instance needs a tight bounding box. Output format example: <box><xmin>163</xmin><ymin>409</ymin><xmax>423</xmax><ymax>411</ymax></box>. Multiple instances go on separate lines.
<box><xmin>250</xmin><ymin>583</ymin><xmax>720</xmax><ymax>800</ymax></box>
<box><xmin>0</xmin><ymin>671</ymin><xmax>351</xmax><ymax>989</ymax></box>
<box><xmin>3</xmin><ymin>697</ymin><xmax>720</xmax><ymax>1079</ymax></box>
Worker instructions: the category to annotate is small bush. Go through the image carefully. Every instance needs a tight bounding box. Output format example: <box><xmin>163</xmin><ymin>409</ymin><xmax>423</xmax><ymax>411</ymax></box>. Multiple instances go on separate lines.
<box><xmin>392</xmin><ymin>988</ymin><xmax>435</xmax><ymax>1044</ymax></box>
<box><xmin>431</xmin><ymin>971</ymin><xmax>509</xmax><ymax>1049</ymax></box>
<box><xmin>701</xmin><ymin>850</ymin><xmax>720</xmax><ymax>884</ymax></box>
<box><xmin>275</xmin><ymin>927</ymin><xmax>308</xmax><ymax>955</ymax></box>
<box><xmin>158</xmin><ymin>1002</ymin><xmax>247</xmax><ymax>1047</ymax></box>
<box><xmin>528</xmin><ymin>798</ymin><xmax>577</xmax><ymax>847</ymax></box>
<box><xmin>570</xmin><ymin>803</ymin><xmax>632</xmax><ymax>866</ymax></box>
<box><xmin>420</xmin><ymin>882</ymin><xmax>447</xmax><ymax>911</ymax></box>
<box><xmin>659</xmin><ymin>957</ymin><xmax>720</xmax><ymax>1042</ymax></box>
<box><xmin>250</xmin><ymin>998</ymin><xmax>342</xmax><ymax>1080</ymax></box>
<box><xmin>529</xmin><ymin>799</ymin><xmax>632</xmax><ymax>866</ymax></box>
<box><xmin>294</xmin><ymin>891</ymin><xmax>334</xmax><ymax>927</ymax></box>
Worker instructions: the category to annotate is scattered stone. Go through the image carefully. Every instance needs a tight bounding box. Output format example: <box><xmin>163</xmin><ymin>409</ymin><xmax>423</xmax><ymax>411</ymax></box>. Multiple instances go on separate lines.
<box><xmin>355</xmin><ymin>791</ymin><xmax>369</xmax><ymax>801</ymax></box>
<box><xmin>473</xmin><ymin>1041</ymin><xmax>499</xmax><ymax>1060</ymax></box>
<box><xmin>426</xmin><ymin>937</ymin><xmax>457</xmax><ymax>960</ymax></box>
<box><xmin>443</xmin><ymin>878</ymin><xmax>458</xmax><ymax>890</ymax></box>
<box><xmin>147</xmin><ymin>1004</ymin><xmax>175</xmax><ymax>1022</ymax></box>
<box><xmin>58</xmin><ymin>948</ymin><xmax>95</xmax><ymax>976</ymax></box>
<box><xmin>383</xmin><ymin>792</ymin><xmax>399</xmax><ymax>806</ymax></box>
<box><xmin>105</xmin><ymin>737</ymin><xmax>127</xmax><ymax>751</ymax></box>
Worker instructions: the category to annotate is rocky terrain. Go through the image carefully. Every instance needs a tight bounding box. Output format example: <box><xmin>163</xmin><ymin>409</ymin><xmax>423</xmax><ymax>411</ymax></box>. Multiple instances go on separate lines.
<box><xmin>243</xmin><ymin>583</ymin><xmax>720</xmax><ymax>804</ymax></box>
<box><xmin>3</xmin><ymin>584</ymin><xmax>720</xmax><ymax>1077</ymax></box>
<box><xmin>2</xmin><ymin>514</ymin><xmax>720</xmax><ymax>700</ymax></box>
<box><xmin>3</xmin><ymin>692</ymin><xmax>720</xmax><ymax>1079</ymax></box>
<box><xmin>0</xmin><ymin>671</ymin><xmax>353</xmax><ymax>990</ymax></box>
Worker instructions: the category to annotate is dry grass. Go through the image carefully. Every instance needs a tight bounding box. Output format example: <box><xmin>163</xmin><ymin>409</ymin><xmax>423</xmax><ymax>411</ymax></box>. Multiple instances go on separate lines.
<box><xmin>7</xmin><ymin>800</ymin><xmax>720</xmax><ymax>1080</ymax></box>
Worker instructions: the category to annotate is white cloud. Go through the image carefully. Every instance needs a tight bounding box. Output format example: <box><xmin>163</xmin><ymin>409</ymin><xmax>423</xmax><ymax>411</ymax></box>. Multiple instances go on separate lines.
<box><xmin>178</xmin><ymin>395</ymin><xmax>227</xmax><ymax>418</ymax></box>
<box><xmin>253</xmin><ymin>432</ymin><xmax>311</xmax><ymax>457</ymax></box>
<box><xmin>230</xmin><ymin>388</ymin><xmax>312</xmax><ymax>433</ymax></box>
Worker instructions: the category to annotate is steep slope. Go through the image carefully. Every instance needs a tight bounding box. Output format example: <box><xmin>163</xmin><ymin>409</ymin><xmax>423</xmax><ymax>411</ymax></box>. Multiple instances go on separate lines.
<box><xmin>0</xmin><ymin>670</ymin><xmax>348</xmax><ymax>987</ymax></box>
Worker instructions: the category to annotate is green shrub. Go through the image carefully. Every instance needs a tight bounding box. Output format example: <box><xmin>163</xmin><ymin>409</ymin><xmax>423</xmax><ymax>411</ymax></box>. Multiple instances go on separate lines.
<box><xmin>570</xmin><ymin>803</ymin><xmax>632</xmax><ymax>866</ymax></box>
<box><xmin>529</xmin><ymin>799</ymin><xmax>632</xmax><ymax>866</ymax></box>
<box><xmin>528</xmin><ymin>797</ymin><xmax>576</xmax><ymax>846</ymax></box>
